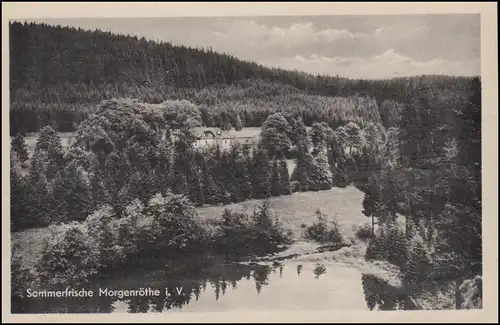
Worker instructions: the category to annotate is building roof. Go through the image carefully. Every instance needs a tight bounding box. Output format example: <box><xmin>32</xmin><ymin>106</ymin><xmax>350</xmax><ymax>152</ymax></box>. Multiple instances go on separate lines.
<box><xmin>193</xmin><ymin>127</ymin><xmax>261</xmax><ymax>140</ymax></box>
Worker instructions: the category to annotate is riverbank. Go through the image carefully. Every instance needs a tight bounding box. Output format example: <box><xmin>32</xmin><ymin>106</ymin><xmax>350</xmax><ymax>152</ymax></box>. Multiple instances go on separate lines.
<box><xmin>11</xmin><ymin>186</ymin><xmax>404</xmax><ymax>289</ymax></box>
<box><xmin>11</xmin><ymin>187</ymin><xmax>365</xmax><ymax>267</ymax></box>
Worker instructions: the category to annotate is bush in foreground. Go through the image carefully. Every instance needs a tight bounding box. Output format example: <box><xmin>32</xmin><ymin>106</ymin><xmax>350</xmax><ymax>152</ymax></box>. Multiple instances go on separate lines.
<box><xmin>365</xmin><ymin>223</ymin><xmax>407</xmax><ymax>267</ymax></box>
<box><xmin>355</xmin><ymin>223</ymin><xmax>374</xmax><ymax>241</ymax></box>
<box><xmin>211</xmin><ymin>202</ymin><xmax>293</xmax><ymax>259</ymax></box>
<box><xmin>304</xmin><ymin>209</ymin><xmax>344</xmax><ymax>246</ymax></box>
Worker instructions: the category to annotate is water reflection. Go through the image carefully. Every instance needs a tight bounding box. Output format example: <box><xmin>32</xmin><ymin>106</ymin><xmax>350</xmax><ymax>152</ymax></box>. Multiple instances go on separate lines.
<box><xmin>14</xmin><ymin>262</ymin><xmax>408</xmax><ymax>313</ymax></box>
<box><xmin>313</xmin><ymin>264</ymin><xmax>327</xmax><ymax>278</ymax></box>
<box><xmin>361</xmin><ymin>274</ymin><xmax>419</xmax><ymax>310</ymax></box>
<box><xmin>253</xmin><ymin>265</ymin><xmax>272</xmax><ymax>294</ymax></box>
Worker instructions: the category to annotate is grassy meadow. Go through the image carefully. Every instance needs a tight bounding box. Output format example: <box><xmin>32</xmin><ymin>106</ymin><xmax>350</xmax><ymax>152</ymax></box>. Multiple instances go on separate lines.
<box><xmin>12</xmin><ymin>186</ymin><xmax>369</xmax><ymax>269</ymax></box>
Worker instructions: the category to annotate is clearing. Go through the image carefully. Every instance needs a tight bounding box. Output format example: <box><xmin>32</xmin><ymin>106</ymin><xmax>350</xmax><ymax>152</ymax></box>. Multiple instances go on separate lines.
<box><xmin>11</xmin><ymin>186</ymin><xmax>368</xmax><ymax>269</ymax></box>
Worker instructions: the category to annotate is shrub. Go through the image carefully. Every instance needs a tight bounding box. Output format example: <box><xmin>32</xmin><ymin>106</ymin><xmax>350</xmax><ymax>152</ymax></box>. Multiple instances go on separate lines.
<box><xmin>212</xmin><ymin>202</ymin><xmax>292</xmax><ymax>259</ymax></box>
<box><xmin>146</xmin><ymin>192</ymin><xmax>207</xmax><ymax>255</ymax></box>
<box><xmin>403</xmin><ymin>239</ymin><xmax>432</xmax><ymax>296</ymax></box>
<box><xmin>11</xmin><ymin>251</ymin><xmax>35</xmax><ymax>313</ymax></box>
<box><xmin>355</xmin><ymin>223</ymin><xmax>374</xmax><ymax>240</ymax></box>
<box><xmin>365</xmin><ymin>223</ymin><xmax>408</xmax><ymax>267</ymax></box>
<box><xmin>212</xmin><ymin>208</ymin><xmax>253</xmax><ymax>258</ymax></box>
<box><xmin>86</xmin><ymin>205</ymin><xmax>125</xmax><ymax>270</ymax></box>
<box><xmin>36</xmin><ymin>222</ymin><xmax>100</xmax><ymax>287</ymax></box>
<box><xmin>304</xmin><ymin>209</ymin><xmax>344</xmax><ymax>246</ymax></box>
<box><xmin>250</xmin><ymin>201</ymin><xmax>293</xmax><ymax>252</ymax></box>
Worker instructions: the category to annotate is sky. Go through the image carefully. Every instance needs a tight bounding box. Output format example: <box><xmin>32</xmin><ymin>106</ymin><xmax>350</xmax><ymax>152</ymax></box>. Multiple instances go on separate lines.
<box><xmin>27</xmin><ymin>15</ymin><xmax>481</xmax><ymax>79</ymax></box>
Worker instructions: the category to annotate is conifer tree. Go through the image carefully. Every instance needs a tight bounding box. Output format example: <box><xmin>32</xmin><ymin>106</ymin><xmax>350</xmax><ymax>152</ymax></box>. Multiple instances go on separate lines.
<box><xmin>188</xmin><ymin>164</ymin><xmax>205</xmax><ymax>206</ymax></box>
<box><xmin>34</xmin><ymin>126</ymin><xmax>65</xmax><ymax>176</ymax></box>
<box><xmin>251</xmin><ymin>146</ymin><xmax>271</xmax><ymax>199</ymax></box>
<box><xmin>308</xmin><ymin>151</ymin><xmax>333</xmax><ymax>191</ymax></box>
<box><xmin>333</xmin><ymin>155</ymin><xmax>349</xmax><ymax>188</ymax></box>
<box><xmin>200</xmin><ymin>156</ymin><xmax>220</xmax><ymax>205</ymax></box>
<box><xmin>11</xmin><ymin>134</ymin><xmax>29</xmax><ymax>163</ymax></box>
<box><xmin>278</xmin><ymin>154</ymin><xmax>291</xmax><ymax>195</ymax></box>
<box><xmin>10</xmin><ymin>153</ymin><xmax>29</xmax><ymax>231</ymax></box>
<box><xmin>290</xmin><ymin>141</ymin><xmax>313</xmax><ymax>192</ymax></box>
<box><xmin>231</xmin><ymin>144</ymin><xmax>252</xmax><ymax>201</ymax></box>
<box><xmin>26</xmin><ymin>149</ymin><xmax>54</xmax><ymax>227</ymax></box>
<box><xmin>289</xmin><ymin>116</ymin><xmax>309</xmax><ymax>148</ymax></box>
<box><xmin>52</xmin><ymin>161</ymin><xmax>92</xmax><ymax>222</ymax></box>
<box><xmin>235</xmin><ymin>113</ymin><xmax>244</xmax><ymax>131</ymax></box>
<box><xmin>270</xmin><ymin>160</ymin><xmax>281</xmax><ymax>197</ymax></box>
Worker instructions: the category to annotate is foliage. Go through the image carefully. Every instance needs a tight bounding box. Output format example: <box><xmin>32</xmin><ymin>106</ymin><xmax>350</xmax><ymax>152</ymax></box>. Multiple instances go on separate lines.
<box><xmin>36</xmin><ymin>222</ymin><xmax>100</xmax><ymax>287</ymax></box>
<box><xmin>355</xmin><ymin>223</ymin><xmax>374</xmax><ymax>240</ymax></box>
<box><xmin>11</xmin><ymin>251</ymin><xmax>36</xmax><ymax>313</ymax></box>
<box><xmin>10</xmin><ymin>153</ymin><xmax>30</xmax><ymax>231</ymax></box>
<box><xmin>304</xmin><ymin>209</ymin><xmax>344</xmax><ymax>246</ymax></box>
<box><xmin>308</xmin><ymin>151</ymin><xmax>333</xmax><ymax>191</ymax></box>
<box><xmin>260</xmin><ymin>113</ymin><xmax>292</xmax><ymax>157</ymax></box>
<box><xmin>11</xmin><ymin>134</ymin><xmax>29</xmax><ymax>162</ymax></box>
<box><xmin>365</xmin><ymin>223</ymin><xmax>408</xmax><ymax>267</ymax></box>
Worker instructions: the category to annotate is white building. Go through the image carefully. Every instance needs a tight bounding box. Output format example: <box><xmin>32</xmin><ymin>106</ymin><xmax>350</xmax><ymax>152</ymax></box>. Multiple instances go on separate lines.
<box><xmin>192</xmin><ymin>127</ymin><xmax>259</xmax><ymax>151</ymax></box>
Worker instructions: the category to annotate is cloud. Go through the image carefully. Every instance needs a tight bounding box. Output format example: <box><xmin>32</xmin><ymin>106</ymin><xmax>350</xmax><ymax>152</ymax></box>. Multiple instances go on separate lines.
<box><xmin>374</xmin><ymin>49</ymin><xmax>412</xmax><ymax>63</ymax></box>
<box><xmin>211</xmin><ymin>19</ymin><xmax>363</xmax><ymax>52</ymax></box>
<box><xmin>33</xmin><ymin>17</ymin><xmax>479</xmax><ymax>79</ymax></box>
<box><xmin>259</xmin><ymin>49</ymin><xmax>480</xmax><ymax>79</ymax></box>
<box><xmin>316</xmin><ymin>28</ymin><xmax>362</xmax><ymax>41</ymax></box>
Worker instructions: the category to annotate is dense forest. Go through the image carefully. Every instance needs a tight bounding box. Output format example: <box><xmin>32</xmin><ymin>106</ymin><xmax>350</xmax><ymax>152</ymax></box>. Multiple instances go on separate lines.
<box><xmin>10</xmin><ymin>21</ymin><xmax>476</xmax><ymax>135</ymax></box>
<box><xmin>10</xmin><ymin>20</ymin><xmax>482</xmax><ymax>311</ymax></box>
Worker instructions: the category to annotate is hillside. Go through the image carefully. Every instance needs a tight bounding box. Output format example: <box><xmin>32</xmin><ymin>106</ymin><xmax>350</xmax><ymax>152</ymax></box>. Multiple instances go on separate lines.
<box><xmin>9</xmin><ymin>21</ymin><xmax>479</xmax><ymax>135</ymax></box>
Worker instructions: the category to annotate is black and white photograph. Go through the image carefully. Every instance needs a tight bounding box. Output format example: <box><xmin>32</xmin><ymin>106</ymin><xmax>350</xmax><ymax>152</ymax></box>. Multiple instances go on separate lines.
<box><xmin>4</xmin><ymin>2</ymin><xmax>497</xmax><ymax>322</ymax></box>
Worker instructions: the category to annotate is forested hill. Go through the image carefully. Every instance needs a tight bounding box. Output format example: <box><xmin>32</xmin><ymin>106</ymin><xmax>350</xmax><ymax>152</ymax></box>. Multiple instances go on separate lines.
<box><xmin>9</xmin><ymin>21</ymin><xmax>480</xmax><ymax>135</ymax></box>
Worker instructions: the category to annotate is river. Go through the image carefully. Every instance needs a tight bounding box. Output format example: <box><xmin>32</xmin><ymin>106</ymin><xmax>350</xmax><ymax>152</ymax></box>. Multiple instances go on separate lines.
<box><xmin>14</xmin><ymin>254</ymin><xmax>414</xmax><ymax>313</ymax></box>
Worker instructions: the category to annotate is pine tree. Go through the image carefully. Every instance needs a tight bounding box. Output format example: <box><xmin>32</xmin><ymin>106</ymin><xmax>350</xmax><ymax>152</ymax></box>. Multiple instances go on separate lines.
<box><xmin>200</xmin><ymin>157</ymin><xmax>220</xmax><ymax>205</ymax></box>
<box><xmin>310</xmin><ymin>122</ymin><xmax>333</xmax><ymax>155</ymax></box>
<box><xmin>231</xmin><ymin>144</ymin><xmax>252</xmax><ymax>201</ymax></box>
<box><xmin>188</xmin><ymin>164</ymin><xmax>205</xmax><ymax>206</ymax></box>
<box><xmin>289</xmin><ymin>116</ymin><xmax>309</xmax><ymax>148</ymax></box>
<box><xmin>344</xmin><ymin>154</ymin><xmax>359</xmax><ymax>184</ymax></box>
<box><xmin>403</xmin><ymin>239</ymin><xmax>432</xmax><ymax>297</ymax></box>
<box><xmin>251</xmin><ymin>146</ymin><xmax>271</xmax><ymax>199</ymax></box>
<box><xmin>344</xmin><ymin>122</ymin><xmax>364</xmax><ymax>155</ymax></box>
<box><xmin>308</xmin><ymin>151</ymin><xmax>333</xmax><ymax>191</ymax></box>
<box><xmin>34</xmin><ymin>126</ymin><xmax>65</xmax><ymax>171</ymax></box>
<box><xmin>52</xmin><ymin>161</ymin><xmax>92</xmax><ymax>222</ymax></box>
<box><xmin>27</xmin><ymin>149</ymin><xmax>54</xmax><ymax>227</ymax></box>
<box><xmin>364</xmin><ymin>122</ymin><xmax>383</xmax><ymax>151</ymax></box>
<box><xmin>290</xmin><ymin>140</ymin><xmax>313</xmax><ymax>192</ymax></box>
<box><xmin>10</xmin><ymin>153</ymin><xmax>29</xmax><ymax>231</ymax></box>
<box><xmin>11</xmin><ymin>134</ymin><xmax>29</xmax><ymax>163</ymax></box>
<box><xmin>278</xmin><ymin>154</ymin><xmax>291</xmax><ymax>195</ymax></box>
<box><xmin>333</xmin><ymin>155</ymin><xmax>349</xmax><ymax>188</ymax></box>
<box><xmin>270</xmin><ymin>160</ymin><xmax>281</xmax><ymax>197</ymax></box>
<box><xmin>235</xmin><ymin>113</ymin><xmax>244</xmax><ymax>131</ymax></box>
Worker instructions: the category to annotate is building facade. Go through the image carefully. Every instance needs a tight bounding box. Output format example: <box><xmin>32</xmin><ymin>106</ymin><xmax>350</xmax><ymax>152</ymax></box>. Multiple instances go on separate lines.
<box><xmin>192</xmin><ymin>127</ymin><xmax>259</xmax><ymax>151</ymax></box>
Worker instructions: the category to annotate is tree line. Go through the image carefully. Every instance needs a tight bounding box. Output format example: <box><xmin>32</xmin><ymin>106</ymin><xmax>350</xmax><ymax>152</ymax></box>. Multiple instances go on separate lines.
<box><xmin>9</xmin><ymin>21</ymin><xmax>478</xmax><ymax>135</ymax></box>
<box><xmin>11</xmin><ymin>98</ymin><xmax>385</xmax><ymax>232</ymax></box>
<box><xmin>360</xmin><ymin>77</ymin><xmax>482</xmax><ymax>309</ymax></box>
